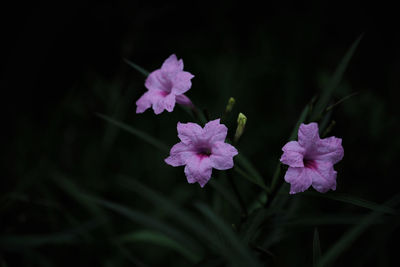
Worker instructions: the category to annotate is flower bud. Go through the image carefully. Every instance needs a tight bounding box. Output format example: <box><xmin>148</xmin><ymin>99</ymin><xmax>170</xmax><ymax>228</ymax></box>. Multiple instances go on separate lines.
<box><xmin>234</xmin><ymin>112</ymin><xmax>247</xmax><ymax>143</ymax></box>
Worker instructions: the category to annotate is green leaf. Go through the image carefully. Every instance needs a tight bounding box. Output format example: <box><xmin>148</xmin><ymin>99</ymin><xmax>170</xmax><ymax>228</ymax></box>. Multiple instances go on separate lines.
<box><xmin>124</xmin><ymin>58</ymin><xmax>150</xmax><ymax>76</ymax></box>
<box><xmin>234</xmin><ymin>165</ymin><xmax>268</xmax><ymax>191</ymax></box>
<box><xmin>195</xmin><ymin>203</ymin><xmax>262</xmax><ymax>267</ymax></box>
<box><xmin>234</xmin><ymin>154</ymin><xmax>267</xmax><ymax>191</ymax></box>
<box><xmin>240</xmin><ymin>208</ymin><xmax>271</xmax><ymax>244</ymax></box>
<box><xmin>209</xmin><ymin>179</ymin><xmax>241</xmax><ymax>212</ymax></box>
<box><xmin>285</xmin><ymin>214</ymin><xmax>383</xmax><ymax>226</ymax></box>
<box><xmin>0</xmin><ymin>233</ymin><xmax>75</xmax><ymax>248</ymax></box>
<box><xmin>304</xmin><ymin>191</ymin><xmax>397</xmax><ymax>215</ymax></box>
<box><xmin>117</xmin><ymin>176</ymin><xmax>258</xmax><ymax>266</ymax></box>
<box><xmin>119</xmin><ymin>230</ymin><xmax>200</xmax><ymax>263</ymax></box>
<box><xmin>85</xmin><ymin>195</ymin><xmax>203</xmax><ymax>257</ymax></box>
<box><xmin>96</xmin><ymin>113</ymin><xmax>169</xmax><ymax>152</ymax></box>
<box><xmin>289</xmin><ymin>104</ymin><xmax>310</xmax><ymax>141</ymax></box>
<box><xmin>311</xmin><ymin>34</ymin><xmax>363</xmax><ymax>120</ymax></box>
<box><xmin>317</xmin><ymin>194</ymin><xmax>400</xmax><ymax>267</ymax></box>
<box><xmin>313</xmin><ymin>228</ymin><xmax>321</xmax><ymax>267</ymax></box>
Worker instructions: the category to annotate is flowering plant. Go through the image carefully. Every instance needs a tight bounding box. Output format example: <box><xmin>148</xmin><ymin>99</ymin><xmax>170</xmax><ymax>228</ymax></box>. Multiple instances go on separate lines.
<box><xmin>92</xmin><ymin>38</ymin><xmax>398</xmax><ymax>266</ymax></box>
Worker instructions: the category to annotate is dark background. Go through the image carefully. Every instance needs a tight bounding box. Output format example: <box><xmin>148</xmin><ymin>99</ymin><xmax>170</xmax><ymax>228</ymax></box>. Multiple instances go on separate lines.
<box><xmin>1</xmin><ymin>1</ymin><xmax>399</xmax><ymax>266</ymax></box>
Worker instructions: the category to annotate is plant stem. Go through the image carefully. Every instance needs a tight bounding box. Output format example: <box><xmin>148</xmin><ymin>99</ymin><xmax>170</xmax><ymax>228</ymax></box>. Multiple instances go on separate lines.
<box><xmin>227</xmin><ymin>170</ymin><xmax>248</xmax><ymax>219</ymax></box>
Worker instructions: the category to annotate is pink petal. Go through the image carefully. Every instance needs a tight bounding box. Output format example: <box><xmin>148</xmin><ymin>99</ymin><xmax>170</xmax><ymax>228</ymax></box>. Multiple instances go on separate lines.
<box><xmin>177</xmin><ymin>122</ymin><xmax>203</xmax><ymax>144</ymax></box>
<box><xmin>161</xmin><ymin>54</ymin><xmax>184</xmax><ymax>72</ymax></box>
<box><xmin>145</xmin><ymin>69</ymin><xmax>172</xmax><ymax>93</ymax></box>
<box><xmin>310</xmin><ymin>160</ymin><xmax>337</xmax><ymax>193</ymax></box>
<box><xmin>184</xmin><ymin>155</ymin><xmax>213</xmax><ymax>187</ymax></box>
<box><xmin>165</xmin><ymin>142</ymin><xmax>195</xmax><ymax>167</ymax></box>
<box><xmin>175</xmin><ymin>94</ymin><xmax>193</xmax><ymax>107</ymax></box>
<box><xmin>149</xmin><ymin>91</ymin><xmax>176</xmax><ymax>114</ymax></box>
<box><xmin>298</xmin><ymin>123</ymin><xmax>320</xmax><ymax>150</ymax></box>
<box><xmin>311</xmin><ymin>136</ymin><xmax>344</xmax><ymax>165</ymax></box>
<box><xmin>135</xmin><ymin>91</ymin><xmax>152</xmax><ymax>113</ymax></box>
<box><xmin>203</xmin><ymin>119</ymin><xmax>228</xmax><ymax>143</ymax></box>
<box><xmin>171</xmin><ymin>71</ymin><xmax>194</xmax><ymax>95</ymax></box>
<box><xmin>163</xmin><ymin>93</ymin><xmax>176</xmax><ymax>112</ymax></box>
<box><xmin>209</xmin><ymin>142</ymin><xmax>238</xmax><ymax>170</ymax></box>
<box><xmin>284</xmin><ymin>167</ymin><xmax>313</xmax><ymax>194</ymax></box>
<box><xmin>280</xmin><ymin>141</ymin><xmax>305</xmax><ymax>167</ymax></box>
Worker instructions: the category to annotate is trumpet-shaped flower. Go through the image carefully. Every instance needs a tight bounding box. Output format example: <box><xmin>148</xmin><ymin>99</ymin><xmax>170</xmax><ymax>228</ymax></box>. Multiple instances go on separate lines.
<box><xmin>280</xmin><ymin>122</ymin><xmax>344</xmax><ymax>194</ymax></box>
<box><xmin>165</xmin><ymin>119</ymin><xmax>238</xmax><ymax>187</ymax></box>
<box><xmin>136</xmin><ymin>54</ymin><xmax>194</xmax><ymax>114</ymax></box>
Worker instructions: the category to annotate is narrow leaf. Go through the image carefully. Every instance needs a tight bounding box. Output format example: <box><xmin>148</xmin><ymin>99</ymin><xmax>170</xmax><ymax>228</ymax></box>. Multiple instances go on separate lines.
<box><xmin>124</xmin><ymin>58</ymin><xmax>150</xmax><ymax>76</ymax></box>
<box><xmin>289</xmin><ymin>104</ymin><xmax>310</xmax><ymax>141</ymax></box>
<box><xmin>195</xmin><ymin>203</ymin><xmax>262</xmax><ymax>267</ymax></box>
<box><xmin>317</xmin><ymin>194</ymin><xmax>400</xmax><ymax>267</ymax></box>
<box><xmin>234</xmin><ymin>165</ymin><xmax>268</xmax><ymax>191</ymax></box>
<box><xmin>311</xmin><ymin>34</ymin><xmax>363</xmax><ymax>120</ymax></box>
<box><xmin>304</xmin><ymin>191</ymin><xmax>397</xmax><ymax>215</ymax></box>
<box><xmin>234</xmin><ymin>154</ymin><xmax>267</xmax><ymax>190</ymax></box>
<box><xmin>119</xmin><ymin>230</ymin><xmax>200</xmax><ymax>263</ymax></box>
<box><xmin>96</xmin><ymin>113</ymin><xmax>169</xmax><ymax>152</ymax></box>
<box><xmin>117</xmin><ymin>176</ymin><xmax>257</xmax><ymax>266</ymax></box>
<box><xmin>86</xmin><ymin>195</ymin><xmax>203</xmax><ymax>256</ymax></box>
<box><xmin>209</xmin><ymin>179</ymin><xmax>241</xmax><ymax>212</ymax></box>
<box><xmin>313</xmin><ymin>228</ymin><xmax>321</xmax><ymax>267</ymax></box>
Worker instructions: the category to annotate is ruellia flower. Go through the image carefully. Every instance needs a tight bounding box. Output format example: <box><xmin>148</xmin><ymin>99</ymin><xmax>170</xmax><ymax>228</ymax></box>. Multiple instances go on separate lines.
<box><xmin>165</xmin><ymin>119</ymin><xmax>238</xmax><ymax>187</ymax></box>
<box><xmin>136</xmin><ymin>54</ymin><xmax>194</xmax><ymax>114</ymax></box>
<box><xmin>280</xmin><ymin>122</ymin><xmax>344</xmax><ymax>194</ymax></box>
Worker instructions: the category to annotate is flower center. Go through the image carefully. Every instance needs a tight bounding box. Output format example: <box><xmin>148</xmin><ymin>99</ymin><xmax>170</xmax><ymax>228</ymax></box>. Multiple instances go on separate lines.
<box><xmin>196</xmin><ymin>147</ymin><xmax>212</xmax><ymax>159</ymax></box>
<box><xmin>303</xmin><ymin>158</ymin><xmax>317</xmax><ymax>169</ymax></box>
<box><xmin>159</xmin><ymin>90</ymin><xmax>169</xmax><ymax>97</ymax></box>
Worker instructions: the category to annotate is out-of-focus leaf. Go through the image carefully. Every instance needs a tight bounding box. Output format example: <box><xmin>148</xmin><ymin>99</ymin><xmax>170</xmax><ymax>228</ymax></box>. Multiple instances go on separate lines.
<box><xmin>0</xmin><ymin>233</ymin><xmax>76</xmax><ymax>248</ymax></box>
<box><xmin>119</xmin><ymin>230</ymin><xmax>200</xmax><ymax>263</ymax></box>
<box><xmin>235</xmin><ymin>154</ymin><xmax>264</xmax><ymax>185</ymax></box>
<box><xmin>240</xmin><ymin>208</ymin><xmax>271</xmax><ymax>244</ymax></box>
<box><xmin>304</xmin><ymin>191</ymin><xmax>397</xmax><ymax>215</ymax></box>
<box><xmin>86</xmin><ymin>195</ymin><xmax>203</xmax><ymax>257</ymax></box>
<box><xmin>289</xmin><ymin>104</ymin><xmax>310</xmax><ymax>141</ymax></box>
<box><xmin>311</xmin><ymin>34</ymin><xmax>363</xmax><ymax>120</ymax></box>
<box><xmin>124</xmin><ymin>58</ymin><xmax>150</xmax><ymax>76</ymax></box>
<box><xmin>234</xmin><ymin>165</ymin><xmax>268</xmax><ymax>191</ymax></box>
<box><xmin>96</xmin><ymin>113</ymin><xmax>169</xmax><ymax>152</ymax></box>
<box><xmin>313</xmin><ymin>228</ymin><xmax>321</xmax><ymax>267</ymax></box>
<box><xmin>317</xmin><ymin>194</ymin><xmax>400</xmax><ymax>267</ymax></box>
<box><xmin>195</xmin><ymin>203</ymin><xmax>262</xmax><ymax>267</ymax></box>
<box><xmin>285</xmin><ymin>214</ymin><xmax>383</xmax><ymax>226</ymax></box>
<box><xmin>117</xmin><ymin>176</ymin><xmax>258</xmax><ymax>266</ymax></box>
<box><xmin>209</xmin><ymin>179</ymin><xmax>241</xmax><ymax>212</ymax></box>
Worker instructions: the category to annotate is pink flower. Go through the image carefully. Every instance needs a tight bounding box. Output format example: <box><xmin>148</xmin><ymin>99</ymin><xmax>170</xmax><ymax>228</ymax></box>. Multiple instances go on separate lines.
<box><xmin>136</xmin><ymin>54</ymin><xmax>194</xmax><ymax>114</ymax></box>
<box><xmin>165</xmin><ymin>119</ymin><xmax>238</xmax><ymax>187</ymax></box>
<box><xmin>280</xmin><ymin>122</ymin><xmax>344</xmax><ymax>194</ymax></box>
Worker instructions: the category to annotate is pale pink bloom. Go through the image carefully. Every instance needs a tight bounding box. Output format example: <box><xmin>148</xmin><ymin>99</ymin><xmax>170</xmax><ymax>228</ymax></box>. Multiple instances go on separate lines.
<box><xmin>280</xmin><ymin>122</ymin><xmax>344</xmax><ymax>194</ymax></box>
<box><xmin>136</xmin><ymin>54</ymin><xmax>194</xmax><ymax>114</ymax></box>
<box><xmin>165</xmin><ymin>119</ymin><xmax>238</xmax><ymax>187</ymax></box>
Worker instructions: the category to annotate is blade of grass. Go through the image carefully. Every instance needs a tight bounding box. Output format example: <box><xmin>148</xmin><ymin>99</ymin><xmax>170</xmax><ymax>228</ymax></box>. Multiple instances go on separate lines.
<box><xmin>117</xmin><ymin>175</ymin><xmax>257</xmax><ymax>266</ymax></box>
<box><xmin>317</xmin><ymin>194</ymin><xmax>400</xmax><ymax>267</ymax></box>
<box><xmin>304</xmin><ymin>191</ymin><xmax>397</xmax><ymax>215</ymax></box>
<box><xmin>234</xmin><ymin>155</ymin><xmax>267</xmax><ymax>190</ymax></box>
<box><xmin>209</xmin><ymin>179</ymin><xmax>241</xmax><ymax>212</ymax></box>
<box><xmin>311</xmin><ymin>34</ymin><xmax>363</xmax><ymax>121</ymax></box>
<box><xmin>313</xmin><ymin>228</ymin><xmax>321</xmax><ymax>267</ymax></box>
<box><xmin>195</xmin><ymin>203</ymin><xmax>261</xmax><ymax>267</ymax></box>
<box><xmin>123</xmin><ymin>58</ymin><xmax>150</xmax><ymax>76</ymax></box>
<box><xmin>85</xmin><ymin>195</ymin><xmax>203</xmax><ymax>256</ymax></box>
<box><xmin>234</xmin><ymin>165</ymin><xmax>268</xmax><ymax>191</ymax></box>
<box><xmin>96</xmin><ymin>113</ymin><xmax>169</xmax><ymax>152</ymax></box>
<box><xmin>119</xmin><ymin>230</ymin><xmax>200</xmax><ymax>263</ymax></box>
